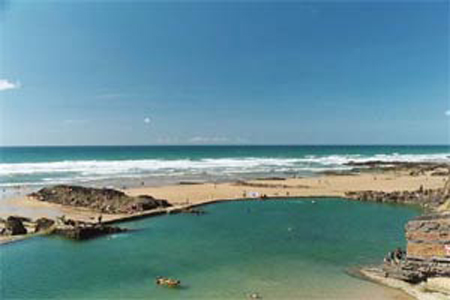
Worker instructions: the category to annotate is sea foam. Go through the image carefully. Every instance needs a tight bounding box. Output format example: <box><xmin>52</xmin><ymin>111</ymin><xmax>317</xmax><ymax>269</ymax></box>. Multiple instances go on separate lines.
<box><xmin>0</xmin><ymin>153</ymin><xmax>448</xmax><ymax>186</ymax></box>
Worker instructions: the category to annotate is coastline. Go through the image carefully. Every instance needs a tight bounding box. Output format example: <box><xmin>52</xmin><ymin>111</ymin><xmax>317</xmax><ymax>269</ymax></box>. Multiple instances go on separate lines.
<box><xmin>1</xmin><ymin>169</ymin><xmax>446</xmax><ymax>243</ymax></box>
<box><xmin>359</xmin><ymin>268</ymin><xmax>449</xmax><ymax>300</ymax></box>
<box><xmin>1</xmin><ymin>167</ymin><xmax>448</xmax><ymax>299</ymax></box>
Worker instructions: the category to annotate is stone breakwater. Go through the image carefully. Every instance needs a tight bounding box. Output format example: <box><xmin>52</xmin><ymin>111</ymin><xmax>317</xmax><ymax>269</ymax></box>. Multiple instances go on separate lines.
<box><xmin>29</xmin><ymin>185</ymin><xmax>171</xmax><ymax>214</ymax></box>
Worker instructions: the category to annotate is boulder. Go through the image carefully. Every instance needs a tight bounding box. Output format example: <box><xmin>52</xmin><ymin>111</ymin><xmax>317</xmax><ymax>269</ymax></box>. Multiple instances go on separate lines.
<box><xmin>34</xmin><ymin>217</ymin><xmax>55</xmax><ymax>233</ymax></box>
<box><xmin>4</xmin><ymin>216</ymin><xmax>27</xmax><ymax>235</ymax></box>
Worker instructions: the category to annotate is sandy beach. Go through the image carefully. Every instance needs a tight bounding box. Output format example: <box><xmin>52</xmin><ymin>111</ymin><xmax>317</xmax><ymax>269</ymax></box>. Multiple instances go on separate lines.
<box><xmin>2</xmin><ymin>170</ymin><xmax>447</xmax><ymax>225</ymax></box>
<box><xmin>127</xmin><ymin>171</ymin><xmax>446</xmax><ymax>205</ymax></box>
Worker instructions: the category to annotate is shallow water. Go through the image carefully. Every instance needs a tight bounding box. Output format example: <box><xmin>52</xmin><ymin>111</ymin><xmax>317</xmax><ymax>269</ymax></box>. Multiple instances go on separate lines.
<box><xmin>1</xmin><ymin>199</ymin><xmax>419</xmax><ymax>299</ymax></box>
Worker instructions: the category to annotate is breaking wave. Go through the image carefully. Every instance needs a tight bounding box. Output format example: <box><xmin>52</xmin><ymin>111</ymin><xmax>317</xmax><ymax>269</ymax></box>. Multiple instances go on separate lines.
<box><xmin>0</xmin><ymin>153</ymin><xmax>448</xmax><ymax>186</ymax></box>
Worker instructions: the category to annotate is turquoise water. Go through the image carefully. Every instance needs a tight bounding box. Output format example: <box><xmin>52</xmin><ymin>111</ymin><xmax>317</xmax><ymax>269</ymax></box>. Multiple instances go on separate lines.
<box><xmin>0</xmin><ymin>145</ymin><xmax>448</xmax><ymax>189</ymax></box>
<box><xmin>1</xmin><ymin>199</ymin><xmax>420</xmax><ymax>299</ymax></box>
<box><xmin>1</xmin><ymin>145</ymin><xmax>448</xmax><ymax>163</ymax></box>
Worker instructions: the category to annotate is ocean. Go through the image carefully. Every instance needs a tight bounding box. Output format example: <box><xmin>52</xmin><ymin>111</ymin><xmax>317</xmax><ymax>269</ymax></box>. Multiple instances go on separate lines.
<box><xmin>1</xmin><ymin>199</ymin><xmax>420</xmax><ymax>299</ymax></box>
<box><xmin>1</xmin><ymin>145</ymin><xmax>448</xmax><ymax>192</ymax></box>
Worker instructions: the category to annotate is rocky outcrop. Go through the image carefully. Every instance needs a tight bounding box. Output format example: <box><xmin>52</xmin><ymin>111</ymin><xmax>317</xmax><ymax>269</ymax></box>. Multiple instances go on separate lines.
<box><xmin>347</xmin><ymin>176</ymin><xmax>450</xmax><ymax>210</ymax></box>
<box><xmin>53</xmin><ymin>222</ymin><xmax>126</xmax><ymax>240</ymax></box>
<box><xmin>29</xmin><ymin>185</ymin><xmax>171</xmax><ymax>214</ymax></box>
<box><xmin>0</xmin><ymin>215</ymin><xmax>126</xmax><ymax>241</ymax></box>
<box><xmin>382</xmin><ymin>213</ymin><xmax>450</xmax><ymax>283</ymax></box>
<box><xmin>255</xmin><ymin>177</ymin><xmax>287</xmax><ymax>181</ymax></box>
<box><xmin>34</xmin><ymin>218</ymin><xmax>55</xmax><ymax>233</ymax></box>
<box><xmin>345</xmin><ymin>161</ymin><xmax>450</xmax><ymax>173</ymax></box>
<box><xmin>346</xmin><ymin>187</ymin><xmax>449</xmax><ymax>210</ymax></box>
<box><xmin>1</xmin><ymin>216</ymin><xmax>28</xmax><ymax>235</ymax></box>
<box><xmin>51</xmin><ymin>216</ymin><xmax>127</xmax><ymax>240</ymax></box>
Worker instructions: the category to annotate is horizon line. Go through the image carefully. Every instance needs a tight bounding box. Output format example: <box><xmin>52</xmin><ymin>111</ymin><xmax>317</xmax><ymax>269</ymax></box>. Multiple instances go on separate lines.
<box><xmin>0</xmin><ymin>144</ymin><xmax>449</xmax><ymax>148</ymax></box>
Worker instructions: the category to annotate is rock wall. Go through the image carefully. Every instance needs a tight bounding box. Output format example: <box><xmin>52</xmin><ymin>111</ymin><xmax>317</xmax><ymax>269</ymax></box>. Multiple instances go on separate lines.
<box><xmin>383</xmin><ymin>212</ymin><xmax>450</xmax><ymax>283</ymax></box>
<box><xmin>406</xmin><ymin>213</ymin><xmax>450</xmax><ymax>259</ymax></box>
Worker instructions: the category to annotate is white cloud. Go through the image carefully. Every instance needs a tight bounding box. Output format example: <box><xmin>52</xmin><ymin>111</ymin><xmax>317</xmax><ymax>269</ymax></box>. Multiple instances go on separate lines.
<box><xmin>445</xmin><ymin>110</ymin><xmax>450</xmax><ymax>117</ymax></box>
<box><xmin>0</xmin><ymin>79</ymin><xmax>20</xmax><ymax>91</ymax></box>
<box><xmin>144</xmin><ymin>117</ymin><xmax>151</xmax><ymax>124</ymax></box>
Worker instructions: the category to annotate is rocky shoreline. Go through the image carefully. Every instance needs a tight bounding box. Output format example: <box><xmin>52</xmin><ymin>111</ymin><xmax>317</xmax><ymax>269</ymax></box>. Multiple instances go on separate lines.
<box><xmin>0</xmin><ymin>214</ymin><xmax>128</xmax><ymax>241</ymax></box>
<box><xmin>342</xmin><ymin>162</ymin><xmax>450</xmax><ymax>298</ymax></box>
<box><xmin>345</xmin><ymin>186</ymin><xmax>449</xmax><ymax>211</ymax></box>
<box><xmin>53</xmin><ymin>217</ymin><xmax>128</xmax><ymax>240</ymax></box>
<box><xmin>358</xmin><ymin>192</ymin><xmax>450</xmax><ymax>298</ymax></box>
<box><xmin>1</xmin><ymin>185</ymin><xmax>173</xmax><ymax>242</ymax></box>
<box><xmin>345</xmin><ymin>161</ymin><xmax>450</xmax><ymax>177</ymax></box>
<box><xmin>381</xmin><ymin>213</ymin><xmax>450</xmax><ymax>282</ymax></box>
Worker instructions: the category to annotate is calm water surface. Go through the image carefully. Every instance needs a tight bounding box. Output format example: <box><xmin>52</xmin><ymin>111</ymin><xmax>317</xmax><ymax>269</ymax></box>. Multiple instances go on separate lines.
<box><xmin>1</xmin><ymin>199</ymin><xmax>419</xmax><ymax>299</ymax></box>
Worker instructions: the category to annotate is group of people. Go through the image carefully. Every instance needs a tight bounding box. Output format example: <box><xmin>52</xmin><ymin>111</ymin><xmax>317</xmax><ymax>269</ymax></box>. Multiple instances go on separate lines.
<box><xmin>384</xmin><ymin>247</ymin><xmax>406</xmax><ymax>264</ymax></box>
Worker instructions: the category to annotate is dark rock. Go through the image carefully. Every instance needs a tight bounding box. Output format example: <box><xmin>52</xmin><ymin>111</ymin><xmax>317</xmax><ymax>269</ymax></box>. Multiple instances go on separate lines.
<box><xmin>53</xmin><ymin>219</ymin><xmax>127</xmax><ymax>241</ymax></box>
<box><xmin>29</xmin><ymin>185</ymin><xmax>171</xmax><ymax>214</ymax></box>
<box><xmin>34</xmin><ymin>217</ymin><xmax>55</xmax><ymax>233</ymax></box>
<box><xmin>178</xmin><ymin>181</ymin><xmax>205</xmax><ymax>185</ymax></box>
<box><xmin>4</xmin><ymin>216</ymin><xmax>27</xmax><ymax>235</ymax></box>
<box><xmin>320</xmin><ymin>170</ymin><xmax>357</xmax><ymax>176</ymax></box>
<box><xmin>255</xmin><ymin>177</ymin><xmax>287</xmax><ymax>181</ymax></box>
<box><xmin>431</xmin><ymin>170</ymin><xmax>450</xmax><ymax>177</ymax></box>
<box><xmin>345</xmin><ymin>161</ymin><xmax>450</xmax><ymax>177</ymax></box>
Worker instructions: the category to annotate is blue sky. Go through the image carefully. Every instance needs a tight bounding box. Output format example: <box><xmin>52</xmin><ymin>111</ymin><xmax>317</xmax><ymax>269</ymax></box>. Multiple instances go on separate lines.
<box><xmin>0</xmin><ymin>0</ymin><xmax>448</xmax><ymax>145</ymax></box>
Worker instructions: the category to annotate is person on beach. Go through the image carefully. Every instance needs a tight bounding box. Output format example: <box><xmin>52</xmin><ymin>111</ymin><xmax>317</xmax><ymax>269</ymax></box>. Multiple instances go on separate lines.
<box><xmin>393</xmin><ymin>247</ymin><xmax>404</xmax><ymax>263</ymax></box>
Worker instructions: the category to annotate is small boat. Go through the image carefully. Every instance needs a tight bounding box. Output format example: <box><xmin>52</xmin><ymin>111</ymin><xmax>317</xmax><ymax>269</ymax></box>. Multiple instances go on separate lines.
<box><xmin>155</xmin><ymin>276</ymin><xmax>181</xmax><ymax>288</ymax></box>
